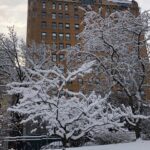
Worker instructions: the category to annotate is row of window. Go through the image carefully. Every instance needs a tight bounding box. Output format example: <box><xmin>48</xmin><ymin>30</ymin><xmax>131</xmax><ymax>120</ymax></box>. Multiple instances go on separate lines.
<box><xmin>42</xmin><ymin>2</ymin><xmax>68</xmax><ymax>10</ymax></box>
<box><xmin>67</xmin><ymin>78</ymin><xmax>100</xmax><ymax>85</ymax></box>
<box><xmin>42</xmin><ymin>2</ymin><xmax>78</xmax><ymax>12</ymax></box>
<box><xmin>41</xmin><ymin>21</ymin><xmax>80</xmax><ymax>30</ymax></box>
<box><xmin>41</xmin><ymin>32</ymin><xmax>79</xmax><ymax>41</ymax></box>
<box><xmin>51</xmin><ymin>78</ymin><xmax>100</xmax><ymax>87</ymax></box>
<box><xmin>41</xmin><ymin>12</ymin><xmax>79</xmax><ymax>20</ymax></box>
<box><xmin>52</xmin><ymin>43</ymin><xmax>71</xmax><ymax>50</ymax></box>
<box><xmin>52</xmin><ymin>53</ymin><xmax>65</xmax><ymax>62</ymax></box>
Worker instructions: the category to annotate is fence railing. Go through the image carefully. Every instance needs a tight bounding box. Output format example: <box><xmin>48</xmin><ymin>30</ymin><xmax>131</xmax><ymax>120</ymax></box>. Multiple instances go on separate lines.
<box><xmin>1</xmin><ymin>135</ymin><xmax>62</xmax><ymax>150</ymax></box>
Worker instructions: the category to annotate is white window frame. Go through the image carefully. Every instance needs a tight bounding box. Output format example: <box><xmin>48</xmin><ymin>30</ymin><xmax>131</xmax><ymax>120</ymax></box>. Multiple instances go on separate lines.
<box><xmin>59</xmin><ymin>33</ymin><xmax>64</xmax><ymax>40</ymax></box>
<box><xmin>58</xmin><ymin>4</ymin><xmax>62</xmax><ymax>10</ymax></box>
<box><xmin>52</xmin><ymin>3</ymin><xmax>56</xmax><ymax>9</ymax></box>
<box><xmin>42</xmin><ymin>2</ymin><xmax>46</xmax><ymax>9</ymax></box>
<box><xmin>75</xmin><ymin>24</ymin><xmax>79</xmax><ymax>29</ymax></box>
<box><xmin>65</xmin><ymin>23</ymin><xmax>70</xmax><ymax>29</ymax></box>
<box><xmin>52</xmin><ymin>54</ymin><xmax>57</xmax><ymax>62</ymax></box>
<box><xmin>41</xmin><ymin>32</ymin><xmax>47</xmax><ymax>39</ymax></box>
<box><xmin>52</xmin><ymin>33</ymin><xmax>57</xmax><ymax>40</ymax></box>
<box><xmin>65</xmin><ymin>4</ymin><xmax>68</xmax><ymax>11</ymax></box>
<box><xmin>66</xmin><ymin>33</ymin><xmax>70</xmax><ymax>40</ymax></box>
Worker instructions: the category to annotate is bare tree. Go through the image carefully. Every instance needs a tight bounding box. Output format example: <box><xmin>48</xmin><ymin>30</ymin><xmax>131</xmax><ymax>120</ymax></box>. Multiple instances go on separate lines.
<box><xmin>0</xmin><ymin>27</ymin><xmax>25</xmax><ymax>83</ymax></box>
<box><xmin>0</xmin><ymin>27</ymin><xmax>52</xmax><ymax>137</ymax></box>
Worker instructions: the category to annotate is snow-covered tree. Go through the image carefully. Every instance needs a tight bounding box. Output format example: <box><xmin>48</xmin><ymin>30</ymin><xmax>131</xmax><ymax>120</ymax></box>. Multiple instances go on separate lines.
<box><xmin>7</xmin><ymin>51</ymin><xmax>144</xmax><ymax>147</ymax></box>
<box><xmin>68</xmin><ymin>10</ymin><xmax>150</xmax><ymax>139</ymax></box>
<box><xmin>0</xmin><ymin>27</ymin><xmax>52</xmax><ymax>83</ymax></box>
<box><xmin>5</xmin><ymin>10</ymin><xmax>150</xmax><ymax>148</ymax></box>
<box><xmin>0</xmin><ymin>28</ymin><xmax>53</xmax><ymax>137</ymax></box>
<box><xmin>0</xmin><ymin>27</ymin><xmax>25</xmax><ymax>138</ymax></box>
<box><xmin>0</xmin><ymin>27</ymin><xmax>25</xmax><ymax>83</ymax></box>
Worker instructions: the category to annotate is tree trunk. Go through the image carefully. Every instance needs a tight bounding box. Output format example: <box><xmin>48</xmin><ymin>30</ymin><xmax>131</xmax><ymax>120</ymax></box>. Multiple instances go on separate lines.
<box><xmin>135</xmin><ymin>121</ymin><xmax>141</xmax><ymax>139</ymax></box>
<box><xmin>62</xmin><ymin>135</ymin><xmax>68</xmax><ymax>148</ymax></box>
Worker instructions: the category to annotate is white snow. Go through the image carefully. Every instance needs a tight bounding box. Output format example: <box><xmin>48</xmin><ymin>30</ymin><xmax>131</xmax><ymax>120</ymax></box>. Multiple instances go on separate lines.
<box><xmin>53</xmin><ymin>140</ymin><xmax>150</xmax><ymax>150</ymax></box>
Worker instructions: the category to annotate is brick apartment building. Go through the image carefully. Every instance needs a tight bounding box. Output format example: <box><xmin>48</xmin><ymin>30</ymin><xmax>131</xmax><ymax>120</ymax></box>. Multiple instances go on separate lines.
<box><xmin>26</xmin><ymin>0</ymin><xmax>141</xmax><ymax>93</ymax></box>
<box><xmin>26</xmin><ymin>0</ymin><xmax>139</xmax><ymax>48</ymax></box>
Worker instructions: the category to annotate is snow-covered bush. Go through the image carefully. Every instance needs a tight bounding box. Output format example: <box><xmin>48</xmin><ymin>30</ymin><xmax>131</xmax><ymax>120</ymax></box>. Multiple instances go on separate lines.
<box><xmin>141</xmin><ymin>119</ymin><xmax>150</xmax><ymax>140</ymax></box>
<box><xmin>93</xmin><ymin>130</ymin><xmax>136</xmax><ymax>144</ymax></box>
<box><xmin>141</xmin><ymin>107</ymin><xmax>150</xmax><ymax>140</ymax></box>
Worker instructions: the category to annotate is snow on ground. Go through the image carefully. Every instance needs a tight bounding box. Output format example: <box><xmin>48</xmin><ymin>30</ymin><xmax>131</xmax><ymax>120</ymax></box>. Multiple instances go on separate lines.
<box><xmin>54</xmin><ymin>140</ymin><xmax>150</xmax><ymax>150</ymax></box>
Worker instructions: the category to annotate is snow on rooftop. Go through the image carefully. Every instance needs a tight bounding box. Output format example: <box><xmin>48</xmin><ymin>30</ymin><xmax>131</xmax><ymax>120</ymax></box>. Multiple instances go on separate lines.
<box><xmin>107</xmin><ymin>0</ymin><xmax>131</xmax><ymax>4</ymax></box>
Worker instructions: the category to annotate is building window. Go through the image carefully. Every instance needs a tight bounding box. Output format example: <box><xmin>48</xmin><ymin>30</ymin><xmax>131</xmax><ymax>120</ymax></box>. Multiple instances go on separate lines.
<box><xmin>41</xmin><ymin>32</ymin><xmax>47</xmax><ymax>39</ymax></box>
<box><xmin>32</xmin><ymin>11</ymin><xmax>37</xmax><ymax>17</ymax></box>
<box><xmin>75</xmin><ymin>34</ymin><xmax>79</xmax><ymax>40</ymax></box>
<box><xmin>41</xmin><ymin>21</ymin><xmax>47</xmax><ymax>28</ymax></box>
<box><xmin>66</xmin><ymin>33</ymin><xmax>70</xmax><ymax>41</ymax></box>
<box><xmin>52</xmin><ymin>22</ymin><xmax>57</xmax><ymax>29</ymax></box>
<box><xmin>52</xmin><ymin>43</ymin><xmax>57</xmax><ymax>49</ymax></box>
<box><xmin>58</xmin><ymin>65</ymin><xmax>65</xmax><ymax>73</ymax></box>
<box><xmin>75</xmin><ymin>24</ymin><xmax>79</xmax><ymax>29</ymax></box>
<box><xmin>59</xmin><ymin>44</ymin><xmax>64</xmax><ymax>50</ymax></box>
<box><xmin>59</xmin><ymin>33</ymin><xmax>64</xmax><ymax>41</ymax></box>
<box><xmin>52</xmin><ymin>54</ymin><xmax>57</xmax><ymax>62</ymax></box>
<box><xmin>65</xmin><ymin>4</ymin><xmax>68</xmax><ymax>11</ymax></box>
<box><xmin>59</xmin><ymin>54</ymin><xmax>65</xmax><ymax>61</ymax></box>
<box><xmin>74</xmin><ymin>5</ymin><xmax>78</xmax><ymax>11</ymax></box>
<box><xmin>41</xmin><ymin>11</ymin><xmax>46</xmax><ymax>17</ymax></box>
<box><xmin>52</xmin><ymin>3</ymin><xmax>56</xmax><ymax>9</ymax></box>
<box><xmin>58</xmin><ymin>4</ymin><xmax>62</xmax><ymax>10</ymax></box>
<box><xmin>58</xmin><ymin>23</ymin><xmax>63</xmax><ymax>29</ymax></box>
<box><xmin>58</xmin><ymin>13</ymin><xmax>63</xmax><ymax>19</ymax></box>
<box><xmin>52</xmin><ymin>13</ymin><xmax>56</xmax><ymax>19</ymax></box>
<box><xmin>42</xmin><ymin>2</ymin><xmax>46</xmax><ymax>9</ymax></box>
<box><xmin>66</xmin><ymin>44</ymin><xmax>71</xmax><ymax>48</ymax></box>
<box><xmin>65</xmin><ymin>14</ymin><xmax>70</xmax><ymax>20</ymax></box>
<box><xmin>52</xmin><ymin>33</ymin><xmax>57</xmax><ymax>40</ymax></box>
<box><xmin>74</xmin><ymin>15</ymin><xmax>79</xmax><ymax>20</ymax></box>
<box><xmin>65</xmin><ymin>23</ymin><xmax>70</xmax><ymax>29</ymax></box>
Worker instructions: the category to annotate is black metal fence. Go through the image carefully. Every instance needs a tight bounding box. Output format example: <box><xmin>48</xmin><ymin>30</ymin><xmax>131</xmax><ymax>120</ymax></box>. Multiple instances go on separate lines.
<box><xmin>1</xmin><ymin>135</ymin><xmax>62</xmax><ymax>150</ymax></box>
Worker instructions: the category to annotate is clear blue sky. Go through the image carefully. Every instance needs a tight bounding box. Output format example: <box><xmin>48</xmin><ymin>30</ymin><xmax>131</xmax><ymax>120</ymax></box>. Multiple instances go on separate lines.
<box><xmin>0</xmin><ymin>0</ymin><xmax>149</xmax><ymax>40</ymax></box>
